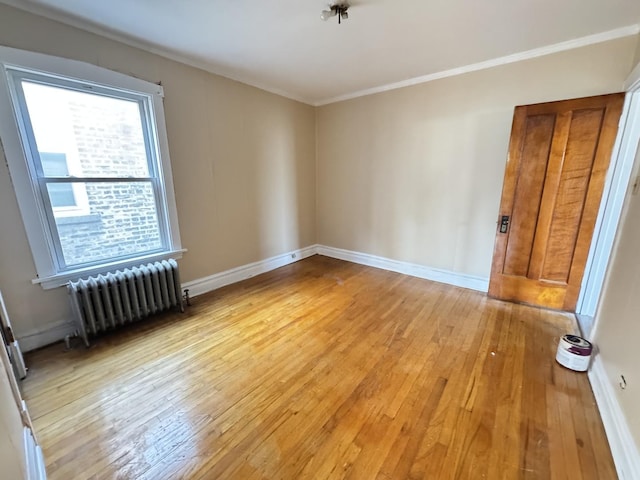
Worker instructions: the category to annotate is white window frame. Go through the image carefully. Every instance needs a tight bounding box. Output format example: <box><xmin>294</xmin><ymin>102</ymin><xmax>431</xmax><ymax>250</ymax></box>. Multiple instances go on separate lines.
<box><xmin>0</xmin><ymin>47</ymin><xmax>184</xmax><ymax>289</ymax></box>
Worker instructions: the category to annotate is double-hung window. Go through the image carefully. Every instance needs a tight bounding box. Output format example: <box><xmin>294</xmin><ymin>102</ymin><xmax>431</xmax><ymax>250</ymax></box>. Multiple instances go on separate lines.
<box><xmin>0</xmin><ymin>47</ymin><xmax>183</xmax><ymax>288</ymax></box>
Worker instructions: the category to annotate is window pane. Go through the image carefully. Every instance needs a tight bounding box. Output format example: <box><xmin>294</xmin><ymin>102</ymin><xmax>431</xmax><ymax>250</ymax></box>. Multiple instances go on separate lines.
<box><xmin>41</xmin><ymin>152</ymin><xmax>76</xmax><ymax>207</ymax></box>
<box><xmin>48</xmin><ymin>183</ymin><xmax>76</xmax><ymax>208</ymax></box>
<box><xmin>22</xmin><ymin>81</ymin><xmax>151</xmax><ymax>178</ymax></box>
<box><xmin>40</xmin><ymin>152</ymin><xmax>69</xmax><ymax>176</ymax></box>
<box><xmin>47</xmin><ymin>182</ymin><xmax>163</xmax><ymax>267</ymax></box>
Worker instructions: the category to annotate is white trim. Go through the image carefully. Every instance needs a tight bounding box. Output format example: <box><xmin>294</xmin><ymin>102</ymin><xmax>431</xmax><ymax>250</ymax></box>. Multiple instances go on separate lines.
<box><xmin>315</xmin><ymin>25</ymin><xmax>640</xmax><ymax>106</ymax></box>
<box><xmin>577</xmin><ymin>78</ymin><xmax>640</xmax><ymax>317</ymax></box>
<box><xmin>1</xmin><ymin>1</ymin><xmax>638</xmax><ymax>106</ymax></box>
<box><xmin>575</xmin><ymin>313</ymin><xmax>595</xmax><ymax>340</ymax></box>
<box><xmin>23</xmin><ymin>244</ymin><xmax>488</xmax><ymax>350</ymax></box>
<box><xmin>0</xmin><ymin>46</ymin><xmax>183</xmax><ymax>288</ymax></box>
<box><xmin>0</xmin><ymin>46</ymin><xmax>164</xmax><ymax>96</ymax></box>
<box><xmin>182</xmin><ymin>246</ymin><xmax>318</xmax><ymax>298</ymax></box>
<box><xmin>23</xmin><ymin>427</ymin><xmax>46</xmax><ymax>480</ymax></box>
<box><xmin>588</xmin><ymin>355</ymin><xmax>640</xmax><ymax>479</ymax></box>
<box><xmin>184</xmin><ymin>244</ymin><xmax>491</xmax><ymax>299</ymax></box>
<box><xmin>33</xmin><ymin>248</ymin><xmax>186</xmax><ymax>289</ymax></box>
<box><xmin>624</xmin><ymin>60</ymin><xmax>640</xmax><ymax>91</ymax></box>
<box><xmin>0</xmin><ymin>0</ymin><xmax>311</xmax><ymax>105</ymax></box>
<box><xmin>316</xmin><ymin>245</ymin><xmax>489</xmax><ymax>292</ymax></box>
<box><xmin>183</xmin><ymin>243</ymin><xmax>489</xmax><ymax>300</ymax></box>
<box><xmin>17</xmin><ymin>318</ymin><xmax>74</xmax><ymax>352</ymax></box>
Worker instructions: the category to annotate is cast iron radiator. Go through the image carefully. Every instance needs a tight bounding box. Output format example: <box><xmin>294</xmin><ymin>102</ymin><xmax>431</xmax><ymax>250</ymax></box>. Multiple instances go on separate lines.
<box><xmin>68</xmin><ymin>259</ymin><xmax>183</xmax><ymax>347</ymax></box>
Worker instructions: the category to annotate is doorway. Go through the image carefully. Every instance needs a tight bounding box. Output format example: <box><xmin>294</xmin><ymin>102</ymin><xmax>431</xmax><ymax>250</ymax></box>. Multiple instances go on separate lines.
<box><xmin>579</xmin><ymin>67</ymin><xmax>640</xmax><ymax>336</ymax></box>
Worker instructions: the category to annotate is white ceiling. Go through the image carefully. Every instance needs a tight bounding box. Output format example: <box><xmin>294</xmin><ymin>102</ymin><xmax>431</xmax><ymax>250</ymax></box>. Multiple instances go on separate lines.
<box><xmin>2</xmin><ymin>0</ymin><xmax>640</xmax><ymax>105</ymax></box>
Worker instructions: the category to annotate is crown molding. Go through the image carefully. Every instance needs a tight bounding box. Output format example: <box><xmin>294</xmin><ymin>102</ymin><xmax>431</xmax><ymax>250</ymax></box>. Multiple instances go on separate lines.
<box><xmin>1</xmin><ymin>1</ymin><xmax>638</xmax><ymax>107</ymax></box>
<box><xmin>314</xmin><ymin>24</ymin><xmax>640</xmax><ymax>106</ymax></box>
<box><xmin>0</xmin><ymin>0</ymin><xmax>315</xmax><ymax>105</ymax></box>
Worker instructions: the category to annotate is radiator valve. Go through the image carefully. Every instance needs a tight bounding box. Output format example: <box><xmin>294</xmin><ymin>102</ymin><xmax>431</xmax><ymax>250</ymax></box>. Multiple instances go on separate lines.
<box><xmin>183</xmin><ymin>288</ymin><xmax>191</xmax><ymax>307</ymax></box>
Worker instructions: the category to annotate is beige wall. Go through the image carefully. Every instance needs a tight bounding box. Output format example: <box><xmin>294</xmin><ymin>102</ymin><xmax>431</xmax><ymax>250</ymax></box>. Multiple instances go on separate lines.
<box><xmin>317</xmin><ymin>37</ymin><xmax>637</xmax><ymax>279</ymax></box>
<box><xmin>593</xmin><ymin>147</ymin><xmax>640</xmax><ymax>450</ymax></box>
<box><xmin>592</xmin><ymin>78</ymin><xmax>640</xmax><ymax>448</ymax></box>
<box><xmin>0</xmin><ymin>4</ymin><xmax>316</xmax><ymax>343</ymax></box>
<box><xmin>0</xmin><ymin>3</ymin><xmax>637</xmax><ymax>351</ymax></box>
<box><xmin>0</xmin><ymin>334</ymin><xmax>27</xmax><ymax>479</ymax></box>
<box><xmin>0</xmin><ymin>365</ymin><xmax>26</xmax><ymax>480</ymax></box>
<box><xmin>634</xmin><ymin>33</ymin><xmax>640</xmax><ymax>67</ymax></box>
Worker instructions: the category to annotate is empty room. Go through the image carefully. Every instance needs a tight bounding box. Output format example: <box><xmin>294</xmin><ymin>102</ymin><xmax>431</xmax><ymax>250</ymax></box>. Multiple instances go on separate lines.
<box><xmin>0</xmin><ymin>1</ymin><xmax>640</xmax><ymax>479</ymax></box>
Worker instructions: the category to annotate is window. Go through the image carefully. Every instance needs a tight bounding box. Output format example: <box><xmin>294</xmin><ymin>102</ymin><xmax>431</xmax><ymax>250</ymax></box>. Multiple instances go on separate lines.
<box><xmin>0</xmin><ymin>47</ymin><xmax>183</xmax><ymax>288</ymax></box>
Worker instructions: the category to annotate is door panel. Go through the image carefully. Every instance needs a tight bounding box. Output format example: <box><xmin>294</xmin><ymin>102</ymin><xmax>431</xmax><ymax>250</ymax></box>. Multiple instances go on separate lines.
<box><xmin>503</xmin><ymin>114</ymin><xmax>555</xmax><ymax>277</ymax></box>
<box><xmin>489</xmin><ymin>94</ymin><xmax>624</xmax><ymax>311</ymax></box>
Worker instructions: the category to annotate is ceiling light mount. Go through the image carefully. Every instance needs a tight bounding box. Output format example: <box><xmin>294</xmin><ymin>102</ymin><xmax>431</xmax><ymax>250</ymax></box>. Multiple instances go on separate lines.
<box><xmin>321</xmin><ymin>3</ymin><xmax>349</xmax><ymax>24</ymax></box>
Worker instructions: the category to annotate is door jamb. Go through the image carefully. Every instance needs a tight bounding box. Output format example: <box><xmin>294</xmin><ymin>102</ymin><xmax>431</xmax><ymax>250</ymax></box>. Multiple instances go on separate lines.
<box><xmin>577</xmin><ymin>64</ymin><xmax>640</xmax><ymax>332</ymax></box>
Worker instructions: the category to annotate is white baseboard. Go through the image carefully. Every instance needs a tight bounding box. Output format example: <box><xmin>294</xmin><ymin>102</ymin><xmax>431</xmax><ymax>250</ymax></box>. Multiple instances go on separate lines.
<box><xmin>575</xmin><ymin>313</ymin><xmax>595</xmax><ymax>341</ymax></box>
<box><xmin>17</xmin><ymin>319</ymin><xmax>75</xmax><ymax>352</ymax></box>
<box><xmin>588</xmin><ymin>355</ymin><xmax>640</xmax><ymax>479</ymax></box>
<box><xmin>182</xmin><ymin>245</ymin><xmax>318</xmax><ymax>298</ymax></box>
<box><xmin>17</xmin><ymin>244</ymin><xmax>488</xmax><ymax>350</ymax></box>
<box><xmin>14</xmin><ymin>243</ymin><xmax>638</xmax><ymax>480</ymax></box>
<box><xmin>316</xmin><ymin>245</ymin><xmax>489</xmax><ymax>292</ymax></box>
<box><xmin>182</xmin><ymin>244</ymin><xmax>489</xmax><ymax>300</ymax></box>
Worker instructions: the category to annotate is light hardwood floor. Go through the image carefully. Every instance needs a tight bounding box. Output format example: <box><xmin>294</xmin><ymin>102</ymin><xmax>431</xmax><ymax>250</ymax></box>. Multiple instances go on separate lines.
<box><xmin>23</xmin><ymin>255</ymin><xmax>616</xmax><ymax>479</ymax></box>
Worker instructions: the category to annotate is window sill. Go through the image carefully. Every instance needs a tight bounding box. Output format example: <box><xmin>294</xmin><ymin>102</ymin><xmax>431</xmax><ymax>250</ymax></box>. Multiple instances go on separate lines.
<box><xmin>32</xmin><ymin>248</ymin><xmax>187</xmax><ymax>290</ymax></box>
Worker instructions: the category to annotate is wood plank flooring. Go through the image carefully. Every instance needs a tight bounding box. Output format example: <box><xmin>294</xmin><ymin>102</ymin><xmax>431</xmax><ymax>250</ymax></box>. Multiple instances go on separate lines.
<box><xmin>22</xmin><ymin>255</ymin><xmax>616</xmax><ymax>479</ymax></box>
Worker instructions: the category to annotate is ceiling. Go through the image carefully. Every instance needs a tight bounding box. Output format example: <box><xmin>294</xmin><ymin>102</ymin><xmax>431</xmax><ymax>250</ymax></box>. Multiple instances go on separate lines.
<box><xmin>2</xmin><ymin>0</ymin><xmax>640</xmax><ymax>105</ymax></box>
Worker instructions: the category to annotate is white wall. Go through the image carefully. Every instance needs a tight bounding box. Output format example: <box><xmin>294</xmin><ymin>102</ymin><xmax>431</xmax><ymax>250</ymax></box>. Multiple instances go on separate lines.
<box><xmin>316</xmin><ymin>37</ymin><xmax>637</xmax><ymax>280</ymax></box>
<box><xmin>0</xmin><ymin>4</ymin><xmax>316</xmax><ymax>348</ymax></box>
